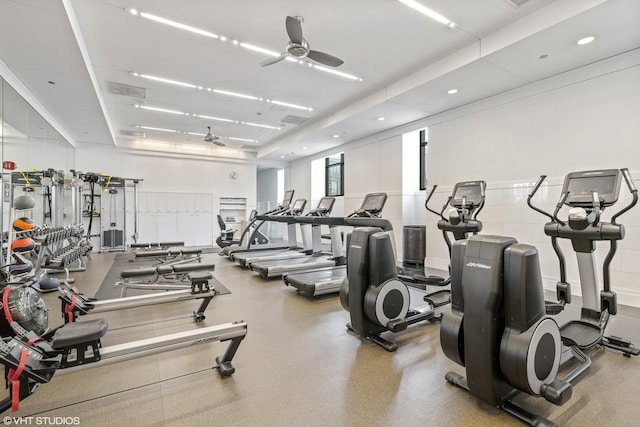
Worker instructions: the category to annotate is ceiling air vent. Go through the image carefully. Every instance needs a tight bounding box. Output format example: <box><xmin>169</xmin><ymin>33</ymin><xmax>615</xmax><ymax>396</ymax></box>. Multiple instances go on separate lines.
<box><xmin>107</xmin><ymin>81</ymin><xmax>147</xmax><ymax>99</ymax></box>
<box><xmin>120</xmin><ymin>129</ymin><xmax>146</xmax><ymax>138</ymax></box>
<box><xmin>504</xmin><ymin>0</ymin><xmax>529</xmax><ymax>6</ymax></box>
<box><xmin>280</xmin><ymin>115</ymin><xmax>309</xmax><ymax>125</ymax></box>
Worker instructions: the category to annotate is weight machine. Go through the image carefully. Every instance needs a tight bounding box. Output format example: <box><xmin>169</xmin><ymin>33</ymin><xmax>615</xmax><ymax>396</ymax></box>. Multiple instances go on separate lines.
<box><xmin>79</xmin><ymin>172</ymin><xmax>142</xmax><ymax>252</ymax></box>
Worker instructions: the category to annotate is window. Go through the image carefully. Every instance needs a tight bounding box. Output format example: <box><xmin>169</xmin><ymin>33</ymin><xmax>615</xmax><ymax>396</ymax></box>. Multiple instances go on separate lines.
<box><xmin>325</xmin><ymin>153</ymin><xmax>344</xmax><ymax>196</ymax></box>
<box><xmin>277</xmin><ymin>168</ymin><xmax>284</xmax><ymax>204</ymax></box>
<box><xmin>419</xmin><ymin>129</ymin><xmax>428</xmax><ymax>190</ymax></box>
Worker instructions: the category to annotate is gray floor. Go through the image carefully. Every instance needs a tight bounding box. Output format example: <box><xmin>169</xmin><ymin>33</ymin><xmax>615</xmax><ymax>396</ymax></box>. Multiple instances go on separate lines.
<box><xmin>5</xmin><ymin>251</ymin><xmax>640</xmax><ymax>426</ymax></box>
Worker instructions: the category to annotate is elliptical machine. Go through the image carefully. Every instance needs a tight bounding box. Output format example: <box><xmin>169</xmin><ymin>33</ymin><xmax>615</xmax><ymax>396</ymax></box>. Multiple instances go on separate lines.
<box><xmin>401</xmin><ymin>181</ymin><xmax>485</xmax><ymax>286</ymax></box>
<box><xmin>441</xmin><ymin>234</ymin><xmax>582</xmax><ymax>426</ymax></box>
<box><xmin>340</xmin><ymin>226</ymin><xmax>447</xmax><ymax>352</ymax></box>
<box><xmin>528</xmin><ymin>168</ymin><xmax>639</xmax><ymax>356</ymax></box>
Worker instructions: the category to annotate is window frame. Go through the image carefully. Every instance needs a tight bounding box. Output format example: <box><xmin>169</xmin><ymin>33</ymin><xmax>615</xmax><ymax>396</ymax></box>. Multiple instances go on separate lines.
<box><xmin>325</xmin><ymin>153</ymin><xmax>344</xmax><ymax>197</ymax></box>
<box><xmin>419</xmin><ymin>130</ymin><xmax>428</xmax><ymax>190</ymax></box>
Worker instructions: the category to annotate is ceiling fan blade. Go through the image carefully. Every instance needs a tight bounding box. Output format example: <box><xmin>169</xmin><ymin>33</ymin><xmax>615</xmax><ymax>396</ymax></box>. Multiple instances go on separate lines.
<box><xmin>260</xmin><ymin>53</ymin><xmax>288</xmax><ymax>67</ymax></box>
<box><xmin>307</xmin><ymin>50</ymin><xmax>344</xmax><ymax>67</ymax></box>
<box><xmin>213</xmin><ymin>140</ymin><xmax>226</xmax><ymax>147</ymax></box>
<box><xmin>286</xmin><ymin>16</ymin><xmax>304</xmax><ymax>44</ymax></box>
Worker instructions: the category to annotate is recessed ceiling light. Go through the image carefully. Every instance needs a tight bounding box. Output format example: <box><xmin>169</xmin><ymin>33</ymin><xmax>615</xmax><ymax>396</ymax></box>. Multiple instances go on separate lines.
<box><xmin>332</xmin><ymin>134</ymin><xmax>340</xmax><ymax>138</ymax></box>
<box><xmin>303</xmin><ymin>146</ymin><xmax>308</xmax><ymax>150</ymax></box>
<box><xmin>447</xmin><ymin>89</ymin><xmax>458</xmax><ymax>94</ymax></box>
<box><xmin>396</xmin><ymin>0</ymin><xmax>453</xmax><ymax>26</ymax></box>
<box><xmin>377</xmin><ymin>117</ymin><xmax>385</xmax><ymax>121</ymax></box>
<box><xmin>577</xmin><ymin>36</ymin><xmax>595</xmax><ymax>45</ymax></box>
<box><xmin>128</xmin><ymin>8</ymin><xmax>138</xmax><ymax>16</ymax></box>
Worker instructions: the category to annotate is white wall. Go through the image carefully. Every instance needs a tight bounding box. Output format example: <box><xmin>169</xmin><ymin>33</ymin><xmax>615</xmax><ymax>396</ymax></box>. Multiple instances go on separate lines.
<box><xmin>76</xmin><ymin>146</ymin><xmax>257</xmax><ymax>246</ymax></box>
<box><xmin>426</xmin><ymin>55</ymin><xmax>640</xmax><ymax>306</ymax></box>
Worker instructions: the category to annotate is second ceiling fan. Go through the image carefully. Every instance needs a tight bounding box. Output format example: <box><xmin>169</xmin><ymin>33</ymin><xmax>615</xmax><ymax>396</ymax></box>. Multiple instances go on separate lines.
<box><xmin>261</xmin><ymin>16</ymin><xmax>344</xmax><ymax>68</ymax></box>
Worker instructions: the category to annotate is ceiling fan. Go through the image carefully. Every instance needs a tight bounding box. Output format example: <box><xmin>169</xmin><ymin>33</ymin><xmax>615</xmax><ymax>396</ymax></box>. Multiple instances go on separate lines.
<box><xmin>260</xmin><ymin>16</ymin><xmax>344</xmax><ymax>68</ymax></box>
<box><xmin>204</xmin><ymin>126</ymin><xmax>225</xmax><ymax>146</ymax></box>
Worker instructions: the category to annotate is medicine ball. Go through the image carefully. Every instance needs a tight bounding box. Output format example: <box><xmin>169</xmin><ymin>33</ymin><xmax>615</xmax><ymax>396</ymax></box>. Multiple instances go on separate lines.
<box><xmin>13</xmin><ymin>217</ymin><xmax>34</xmax><ymax>231</ymax></box>
<box><xmin>0</xmin><ymin>286</ymin><xmax>48</xmax><ymax>337</ymax></box>
<box><xmin>14</xmin><ymin>194</ymin><xmax>35</xmax><ymax>210</ymax></box>
<box><xmin>11</xmin><ymin>238</ymin><xmax>35</xmax><ymax>253</ymax></box>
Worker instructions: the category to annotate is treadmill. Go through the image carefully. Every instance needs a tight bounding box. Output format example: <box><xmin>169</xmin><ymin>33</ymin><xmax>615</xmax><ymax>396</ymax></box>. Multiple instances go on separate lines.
<box><xmin>235</xmin><ymin>197</ymin><xmax>335</xmax><ymax>267</ymax></box>
<box><xmin>221</xmin><ymin>189</ymin><xmax>295</xmax><ymax>258</ymax></box>
<box><xmin>277</xmin><ymin>193</ymin><xmax>388</xmax><ymax>291</ymax></box>
<box><xmin>251</xmin><ymin>193</ymin><xmax>387</xmax><ymax>288</ymax></box>
<box><xmin>232</xmin><ymin>198</ymin><xmax>308</xmax><ymax>267</ymax></box>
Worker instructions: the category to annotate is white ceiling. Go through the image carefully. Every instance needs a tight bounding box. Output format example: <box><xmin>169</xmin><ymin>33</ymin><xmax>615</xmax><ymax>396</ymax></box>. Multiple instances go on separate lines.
<box><xmin>0</xmin><ymin>0</ymin><xmax>638</xmax><ymax>164</ymax></box>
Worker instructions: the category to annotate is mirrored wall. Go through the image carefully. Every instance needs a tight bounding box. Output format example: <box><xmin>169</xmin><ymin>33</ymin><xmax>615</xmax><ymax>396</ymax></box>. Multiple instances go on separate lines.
<box><xmin>1</xmin><ymin>76</ymin><xmax>76</xmax><ymax>250</ymax></box>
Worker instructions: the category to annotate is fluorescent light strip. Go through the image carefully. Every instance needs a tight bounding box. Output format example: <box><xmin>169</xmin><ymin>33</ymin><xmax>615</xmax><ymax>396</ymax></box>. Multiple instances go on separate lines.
<box><xmin>396</xmin><ymin>0</ymin><xmax>452</xmax><ymax>25</ymax></box>
<box><xmin>136</xmin><ymin>104</ymin><xmax>185</xmax><ymax>115</ymax></box>
<box><xmin>196</xmin><ymin>114</ymin><xmax>236</xmax><ymax>123</ymax></box>
<box><xmin>138</xmin><ymin>126</ymin><xmax>177</xmax><ymax>133</ymax></box>
<box><xmin>137</xmin><ymin>129</ymin><xmax>259</xmax><ymax>143</ymax></box>
<box><xmin>226</xmin><ymin>137</ymin><xmax>259</xmax><ymax>143</ymax></box>
<box><xmin>269</xmin><ymin>100</ymin><xmax>312</xmax><ymax>111</ymax></box>
<box><xmin>239</xmin><ymin>42</ymin><xmax>280</xmax><ymax>57</ymax></box>
<box><xmin>137</xmin><ymin>105</ymin><xmax>280</xmax><ymax>130</ymax></box>
<box><xmin>131</xmin><ymin>10</ymin><xmax>363</xmax><ymax>82</ymax></box>
<box><xmin>212</xmin><ymin>89</ymin><xmax>258</xmax><ymax>100</ymax></box>
<box><xmin>314</xmin><ymin>65</ymin><xmax>362</xmax><ymax>81</ymax></box>
<box><xmin>135</xmin><ymin>73</ymin><xmax>197</xmax><ymax>89</ymax></box>
<box><xmin>244</xmin><ymin>122</ymin><xmax>280</xmax><ymax>130</ymax></box>
<box><xmin>132</xmin><ymin>72</ymin><xmax>313</xmax><ymax>110</ymax></box>
<box><xmin>139</xmin><ymin>12</ymin><xmax>219</xmax><ymax>39</ymax></box>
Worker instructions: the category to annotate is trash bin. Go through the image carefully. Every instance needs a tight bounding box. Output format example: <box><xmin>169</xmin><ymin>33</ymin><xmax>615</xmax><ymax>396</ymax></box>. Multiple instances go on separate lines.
<box><xmin>403</xmin><ymin>225</ymin><xmax>426</xmax><ymax>267</ymax></box>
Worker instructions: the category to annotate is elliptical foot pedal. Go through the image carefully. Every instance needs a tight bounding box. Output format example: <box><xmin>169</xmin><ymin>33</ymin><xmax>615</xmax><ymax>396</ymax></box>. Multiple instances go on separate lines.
<box><xmin>560</xmin><ymin>321</ymin><xmax>601</xmax><ymax>349</ymax></box>
<box><xmin>602</xmin><ymin>335</ymin><xmax>640</xmax><ymax>357</ymax></box>
<box><xmin>424</xmin><ymin>289</ymin><xmax>451</xmax><ymax>307</ymax></box>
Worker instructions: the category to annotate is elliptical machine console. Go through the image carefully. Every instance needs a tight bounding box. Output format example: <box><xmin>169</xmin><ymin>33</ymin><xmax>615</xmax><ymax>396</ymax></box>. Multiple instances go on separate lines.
<box><xmin>407</xmin><ymin>181</ymin><xmax>485</xmax><ymax>285</ymax></box>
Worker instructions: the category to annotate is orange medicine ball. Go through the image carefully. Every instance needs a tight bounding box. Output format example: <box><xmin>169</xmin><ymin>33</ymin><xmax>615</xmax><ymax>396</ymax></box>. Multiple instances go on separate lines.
<box><xmin>13</xmin><ymin>217</ymin><xmax>34</xmax><ymax>231</ymax></box>
<box><xmin>10</xmin><ymin>238</ymin><xmax>35</xmax><ymax>253</ymax></box>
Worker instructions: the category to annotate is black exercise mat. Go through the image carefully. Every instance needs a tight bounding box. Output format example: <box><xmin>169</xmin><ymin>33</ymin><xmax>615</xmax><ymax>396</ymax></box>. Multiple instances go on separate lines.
<box><xmin>94</xmin><ymin>257</ymin><xmax>228</xmax><ymax>300</ymax></box>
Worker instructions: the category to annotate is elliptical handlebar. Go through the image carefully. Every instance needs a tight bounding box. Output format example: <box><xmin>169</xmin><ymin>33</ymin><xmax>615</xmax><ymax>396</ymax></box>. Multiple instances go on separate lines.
<box><xmin>527</xmin><ymin>175</ymin><xmax>556</xmax><ymax>222</ymax></box>
<box><xmin>612</xmin><ymin>168</ymin><xmax>638</xmax><ymax>225</ymax></box>
<box><xmin>425</xmin><ymin>185</ymin><xmax>446</xmax><ymax>220</ymax></box>
<box><xmin>473</xmin><ymin>182</ymin><xmax>486</xmax><ymax>221</ymax></box>
<box><xmin>552</xmin><ymin>192</ymin><xmax>568</xmax><ymax>226</ymax></box>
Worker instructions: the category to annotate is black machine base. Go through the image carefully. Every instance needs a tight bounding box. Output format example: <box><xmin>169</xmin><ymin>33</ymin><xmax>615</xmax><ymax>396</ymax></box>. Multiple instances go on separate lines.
<box><xmin>445</xmin><ymin>371</ymin><xmax>559</xmax><ymax>427</ymax></box>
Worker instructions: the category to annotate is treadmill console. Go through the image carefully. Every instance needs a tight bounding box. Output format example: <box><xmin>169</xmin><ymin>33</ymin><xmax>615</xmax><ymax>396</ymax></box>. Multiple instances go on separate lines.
<box><xmin>358</xmin><ymin>193</ymin><xmax>388</xmax><ymax>215</ymax></box>
<box><xmin>450</xmin><ymin>181</ymin><xmax>485</xmax><ymax>208</ymax></box>
<box><xmin>291</xmin><ymin>198</ymin><xmax>307</xmax><ymax>215</ymax></box>
<box><xmin>562</xmin><ymin>169</ymin><xmax>621</xmax><ymax>207</ymax></box>
<box><xmin>316</xmin><ymin>197</ymin><xmax>336</xmax><ymax>214</ymax></box>
<box><xmin>281</xmin><ymin>190</ymin><xmax>295</xmax><ymax>208</ymax></box>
